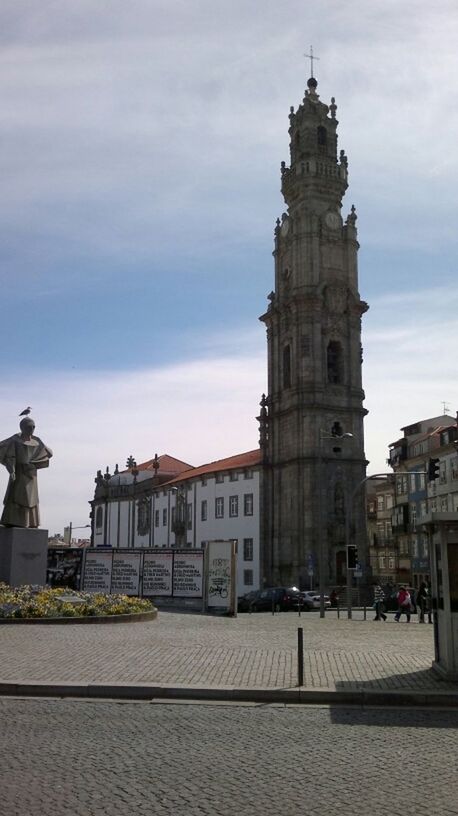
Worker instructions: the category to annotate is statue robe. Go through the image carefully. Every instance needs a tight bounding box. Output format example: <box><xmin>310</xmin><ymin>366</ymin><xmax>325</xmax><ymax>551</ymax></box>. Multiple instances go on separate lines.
<box><xmin>0</xmin><ymin>434</ymin><xmax>53</xmax><ymax>528</ymax></box>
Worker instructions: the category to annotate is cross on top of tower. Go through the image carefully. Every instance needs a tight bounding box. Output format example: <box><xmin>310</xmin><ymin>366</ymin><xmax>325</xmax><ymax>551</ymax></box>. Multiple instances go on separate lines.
<box><xmin>304</xmin><ymin>45</ymin><xmax>319</xmax><ymax>78</ymax></box>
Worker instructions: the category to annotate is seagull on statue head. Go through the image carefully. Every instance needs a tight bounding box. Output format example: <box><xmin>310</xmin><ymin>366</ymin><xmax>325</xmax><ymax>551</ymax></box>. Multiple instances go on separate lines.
<box><xmin>19</xmin><ymin>406</ymin><xmax>32</xmax><ymax>416</ymax></box>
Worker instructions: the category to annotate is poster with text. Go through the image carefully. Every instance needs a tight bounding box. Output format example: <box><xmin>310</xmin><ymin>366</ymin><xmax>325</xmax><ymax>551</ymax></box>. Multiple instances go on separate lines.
<box><xmin>110</xmin><ymin>550</ymin><xmax>142</xmax><ymax>595</ymax></box>
<box><xmin>143</xmin><ymin>551</ymin><xmax>173</xmax><ymax>596</ymax></box>
<box><xmin>173</xmin><ymin>550</ymin><xmax>203</xmax><ymax>597</ymax></box>
<box><xmin>82</xmin><ymin>550</ymin><xmax>113</xmax><ymax>593</ymax></box>
<box><xmin>206</xmin><ymin>541</ymin><xmax>234</xmax><ymax>609</ymax></box>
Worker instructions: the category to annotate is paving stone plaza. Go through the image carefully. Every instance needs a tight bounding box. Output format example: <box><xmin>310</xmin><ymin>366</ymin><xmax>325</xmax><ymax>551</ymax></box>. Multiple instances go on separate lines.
<box><xmin>0</xmin><ymin>610</ymin><xmax>456</xmax><ymax>695</ymax></box>
<box><xmin>2</xmin><ymin>611</ymin><xmax>458</xmax><ymax>815</ymax></box>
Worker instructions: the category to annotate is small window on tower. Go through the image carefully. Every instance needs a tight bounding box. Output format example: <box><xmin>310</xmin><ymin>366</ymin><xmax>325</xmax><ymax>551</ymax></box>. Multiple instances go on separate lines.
<box><xmin>317</xmin><ymin>126</ymin><xmax>327</xmax><ymax>146</ymax></box>
<box><xmin>327</xmin><ymin>341</ymin><xmax>343</xmax><ymax>384</ymax></box>
<box><xmin>283</xmin><ymin>344</ymin><xmax>291</xmax><ymax>388</ymax></box>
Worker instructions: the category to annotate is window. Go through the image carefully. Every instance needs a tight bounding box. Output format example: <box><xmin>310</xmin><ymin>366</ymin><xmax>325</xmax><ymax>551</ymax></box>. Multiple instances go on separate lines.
<box><xmin>230</xmin><ymin>471</ymin><xmax>239</xmax><ymax>482</ymax></box>
<box><xmin>378</xmin><ymin>556</ymin><xmax>385</xmax><ymax>570</ymax></box>
<box><xmin>452</xmin><ymin>458</ymin><xmax>458</xmax><ymax>480</ymax></box>
<box><xmin>410</xmin><ymin>503</ymin><xmax>417</xmax><ymax>532</ymax></box>
<box><xmin>388</xmin><ymin>558</ymin><xmax>395</xmax><ymax>570</ymax></box>
<box><xmin>244</xmin><ymin>569</ymin><xmax>254</xmax><ymax>586</ymax></box>
<box><xmin>419</xmin><ymin>473</ymin><xmax>426</xmax><ymax>490</ymax></box>
<box><xmin>386</xmin><ymin>495</ymin><xmax>393</xmax><ymax>510</ymax></box>
<box><xmin>216</xmin><ymin>473</ymin><xmax>224</xmax><ymax>484</ymax></box>
<box><xmin>283</xmin><ymin>344</ymin><xmax>291</xmax><ymax>388</ymax></box>
<box><xmin>422</xmin><ymin>538</ymin><xmax>429</xmax><ymax>558</ymax></box>
<box><xmin>244</xmin><ymin>469</ymin><xmax>253</xmax><ymax>480</ymax></box>
<box><xmin>201</xmin><ymin>477</ymin><xmax>207</xmax><ymax>487</ymax></box>
<box><xmin>201</xmin><ymin>500</ymin><xmax>207</xmax><ymax>522</ymax></box>
<box><xmin>439</xmin><ymin>461</ymin><xmax>447</xmax><ymax>484</ymax></box>
<box><xmin>229</xmin><ymin>495</ymin><xmax>238</xmax><ymax>517</ymax></box>
<box><xmin>327</xmin><ymin>341</ymin><xmax>343</xmax><ymax>384</ymax></box>
<box><xmin>244</xmin><ymin>493</ymin><xmax>254</xmax><ymax>516</ymax></box>
<box><xmin>440</xmin><ymin>495</ymin><xmax>448</xmax><ymax>512</ymax></box>
<box><xmin>162</xmin><ymin>508</ymin><xmax>167</xmax><ymax>526</ymax></box>
<box><xmin>409</xmin><ymin>473</ymin><xmax>416</xmax><ymax>492</ymax></box>
<box><xmin>215</xmin><ymin>497</ymin><xmax>224</xmax><ymax>518</ymax></box>
<box><xmin>377</xmin><ymin>496</ymin><xmax>384</xmax><ymax>512</ymax></box>
<box><xmin>412</xmin><ymin>538</ymin><xmax>419</xmax><ymax>558</ymax></box>
<box><xmin>95</xmin><ymin>506</ymin><xmax>103</xmax><ymax>529</ymax></box>
<box><xmin>187</xmin><ymin>502</ymin><xmax>192</xmax><ymax>530</ymax></box>
<box><xmin>420</xmin><ymin>500</ymin><xmax>427</xmax><ymax>518</ymax></box>
<box><xmin>155</xmin><ymin>509</ymin><xmax>159</xmax><ymax>528</ymax></box>
<box><xmin>243</xmin><ymin>538</ymin><xmax>253</xmax><ymax>561</ymax></box>
<box><xmin>317</xmin><ymin>125</ymin><xmax>327</xmax><ymax>146</ymax></box>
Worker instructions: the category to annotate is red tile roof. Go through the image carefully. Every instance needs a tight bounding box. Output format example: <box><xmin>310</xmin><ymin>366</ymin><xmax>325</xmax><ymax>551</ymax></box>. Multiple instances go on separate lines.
<box><xmin>124</xmin><ymin>454</ymin><xmax>193</xmax><ymax>476</ymax></box>
<box><xmin>165</xmin><ymin>449</ymin><xmax>262</xmax><ymax>485</ymax></box>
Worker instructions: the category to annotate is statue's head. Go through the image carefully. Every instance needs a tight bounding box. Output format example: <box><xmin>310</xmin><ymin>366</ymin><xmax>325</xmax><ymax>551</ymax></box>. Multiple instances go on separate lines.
<box><xmin>19</xmin><ymin>417</ymin><xmax>35</xmax><ymax>435</ymax></box>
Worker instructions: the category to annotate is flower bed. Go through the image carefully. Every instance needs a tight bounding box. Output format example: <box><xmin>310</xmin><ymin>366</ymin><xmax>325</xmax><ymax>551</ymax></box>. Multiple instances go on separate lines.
<box><xmin>0</xmin><ymin>584</ymin><xmax>156</xmax><ymax>621</ymax></box>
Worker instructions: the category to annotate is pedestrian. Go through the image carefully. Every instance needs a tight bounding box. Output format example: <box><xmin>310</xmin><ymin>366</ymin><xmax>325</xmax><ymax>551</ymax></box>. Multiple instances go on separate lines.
<box><xmin>394</xmin><ymin>586</ymin><xmax>411</xmax><ymax>622</ymax></box>
<box><xmin>417</xmin><ymin>580</ymin><xmax>433</xmax><ymax>624</ymax></box>
<box><xmin>426</xmin><ymin>580</ymin><xmax>433</xmax><ymax>624</ymax></box>
<box><xmin>372</xmin><ymin>582</ymin><xmax>387</xmax><ymax>621</ymax></box>
<box><xmin>416</xmin><ymin>582</ymin><xmax>428</xmax><ymax>623</ymax></box>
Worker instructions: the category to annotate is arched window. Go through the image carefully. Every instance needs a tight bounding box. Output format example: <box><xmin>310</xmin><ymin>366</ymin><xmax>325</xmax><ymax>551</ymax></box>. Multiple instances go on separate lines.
<box><xmin>327</xmin><ymin>341</ymin><xmax>344</xmax><ymax>384</ymax></box>
<box><xmin>317</xmin><ymin>126</ymin><xmax>327</xmax><ymax>146</ymax></box>
<box><xmin>283</xmin><ymin>344</ymin><xmax>291</xmax><ymax>389</ymax></box>
<box><xmin>95</xmin><ymin>506</ymin><xmax>103</xmax><ymax>529</ymax></box>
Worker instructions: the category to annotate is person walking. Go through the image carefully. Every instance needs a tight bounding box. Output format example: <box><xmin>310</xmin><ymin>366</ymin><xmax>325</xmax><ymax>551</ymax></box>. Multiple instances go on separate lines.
<box><xmin>394</xmin><ymin>586</ymin><xmax>411</xmax><ymax>622</ymax></box>
<box><xmin>372</xmin><ymin>582</ymin><xmax>387</xmax><ymax>621</ymax></box>
<box><xmin>417</xmin><ymin>581</ymin><xmax>433</xmax><ymax>624</ymax></box>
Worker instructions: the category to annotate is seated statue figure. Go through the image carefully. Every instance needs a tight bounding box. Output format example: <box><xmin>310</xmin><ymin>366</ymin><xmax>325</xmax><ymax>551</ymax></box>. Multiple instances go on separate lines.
<box><xmin>0</xmin><ymin>417</ymin><xmax>53</xmax><ymax>528</ymax></box>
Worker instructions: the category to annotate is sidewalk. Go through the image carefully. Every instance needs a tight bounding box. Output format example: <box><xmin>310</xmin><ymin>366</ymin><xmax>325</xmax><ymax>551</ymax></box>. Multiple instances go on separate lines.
<box><xmin>0</xmin><ymin>610</ymin><xmax>457</xmax><ymax>706</ymax></box>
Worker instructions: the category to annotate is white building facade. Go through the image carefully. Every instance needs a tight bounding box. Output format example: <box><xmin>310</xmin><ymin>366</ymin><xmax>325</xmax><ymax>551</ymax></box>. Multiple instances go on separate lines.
<box><xmin>91</xmin><ymin>450</ymin><xmax>261</xmax><ymax>596</ymax></box>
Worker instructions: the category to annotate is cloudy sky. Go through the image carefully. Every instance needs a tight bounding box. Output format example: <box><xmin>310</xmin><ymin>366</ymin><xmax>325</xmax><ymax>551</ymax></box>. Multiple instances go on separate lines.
<box><xmin>1</xmin><ymin>0</ymin><xmax>458</xmax><ymax>534</ymax></box>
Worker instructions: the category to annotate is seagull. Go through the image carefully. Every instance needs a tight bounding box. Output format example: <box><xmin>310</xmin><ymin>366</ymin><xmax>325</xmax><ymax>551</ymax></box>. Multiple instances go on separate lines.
<box><xmin>19</xmin><ymin>407</ymin><xmax>32</xmax><ymax>416</ymax></box>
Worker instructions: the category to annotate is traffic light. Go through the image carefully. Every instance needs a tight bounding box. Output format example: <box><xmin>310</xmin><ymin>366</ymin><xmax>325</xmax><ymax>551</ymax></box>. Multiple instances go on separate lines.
<box><xmin>347</xmin><ymin>544</ymin><xmax>358</xmax><ymax>570</ymax></box>
<box><xmin>428</xmin><ymin>458</ymin><xmax>440</xmax><ymax>481</ymax></box>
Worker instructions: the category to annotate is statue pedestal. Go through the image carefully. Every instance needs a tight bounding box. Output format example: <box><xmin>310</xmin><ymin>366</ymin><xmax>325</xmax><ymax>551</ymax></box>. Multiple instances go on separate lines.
<box><xmin>0</xmin><ymin>527</ymin><xmax>48</xmax><ymax>587</ymax></box>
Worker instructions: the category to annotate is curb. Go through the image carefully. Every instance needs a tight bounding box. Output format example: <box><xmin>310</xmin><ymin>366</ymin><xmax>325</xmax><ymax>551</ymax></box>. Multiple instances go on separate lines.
<box><xmin>0</xmin><ymin>610</ymin><xmax>157</xmax><ymax>625</ymax></box>
<box><xmin>0</xmin><ymin>681</ymin><xmax>457</xmax><ymax>708</ymax></box>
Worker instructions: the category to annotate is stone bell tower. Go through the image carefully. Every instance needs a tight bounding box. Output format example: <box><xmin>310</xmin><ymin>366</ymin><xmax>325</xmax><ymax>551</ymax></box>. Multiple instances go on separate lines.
<box><xmin>259</xmin><ymin>75</ymin><xmax>368</xmax><ymax>589</ymax></box>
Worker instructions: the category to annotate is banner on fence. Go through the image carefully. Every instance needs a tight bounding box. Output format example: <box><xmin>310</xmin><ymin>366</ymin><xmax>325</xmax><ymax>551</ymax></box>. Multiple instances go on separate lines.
<box><xmin>142</xmin><ymin>551</ymin><xmax>173</xmax><ymax>596</ymax></box>
<box><xmin>205</xmin><ymin>540</ymin><xmax>237</xmax><ymax>615</ymax></box>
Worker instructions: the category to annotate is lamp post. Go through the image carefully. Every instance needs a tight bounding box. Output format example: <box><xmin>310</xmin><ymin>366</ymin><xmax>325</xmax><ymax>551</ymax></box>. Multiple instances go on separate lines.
<box><xmin>319</xmin><ymin>429</ymin><xmax>353</xmax><ymax>618</ymax></box>
<box><xmin>65</xmin><ymin>523</ymin><xmax>91</xmax><ymax>546</ymax></box>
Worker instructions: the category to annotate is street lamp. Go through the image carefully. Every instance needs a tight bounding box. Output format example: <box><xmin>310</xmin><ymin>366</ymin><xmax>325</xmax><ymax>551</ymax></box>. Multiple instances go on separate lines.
<box><xmin>319</xmin><ymin>429</ymin><xmax>353</xmax><ymax>618</ymax></box>
<box><xmin>64</xmin><ymin>523</ymin><xmax>91</xmax><ymax>546</ymax></box>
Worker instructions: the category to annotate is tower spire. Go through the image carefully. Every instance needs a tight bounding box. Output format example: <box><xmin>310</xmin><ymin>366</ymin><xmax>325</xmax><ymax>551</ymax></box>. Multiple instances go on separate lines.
<box><xmin>304</xmin><ymin>45</ymin><xmax>319</xmax><ymax>79</ymax></box>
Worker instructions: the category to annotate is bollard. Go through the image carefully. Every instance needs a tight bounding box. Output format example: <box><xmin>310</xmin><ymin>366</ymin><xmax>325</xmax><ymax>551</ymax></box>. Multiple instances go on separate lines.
<box><xmin>297</xmin><ymin>627</ymin><xmax>304</xmax><ymax>686</ymax></box>
<box><xmin>272</xmin><ymin>598</ymin><xmax>275</xmax><ymax>615</ymax></box>
<box><xmin>337</xmin><ymin>600</ymin><xmax>340</xmax><ymax>620</ymax></box>
<box><xmin>298</xmin><ymin>600</ymin><xmax>301</xmax><ymax>617</ymax></box>
<box><xmin>363</xmin><ymin>604</ymin><xmax>367</xmax><ymax>621</ymax></box>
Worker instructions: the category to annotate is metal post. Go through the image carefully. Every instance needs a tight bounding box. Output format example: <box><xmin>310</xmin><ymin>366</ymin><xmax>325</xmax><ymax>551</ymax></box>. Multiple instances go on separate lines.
<box><xmin>297</xmin><ymin>627</ymin><xmax>304</xmax><ymax>686</ymax></box>
<box><xmin>345</xmin><ymin>491</ymin><xmax>352</xmax><ymax>620</ymax></box>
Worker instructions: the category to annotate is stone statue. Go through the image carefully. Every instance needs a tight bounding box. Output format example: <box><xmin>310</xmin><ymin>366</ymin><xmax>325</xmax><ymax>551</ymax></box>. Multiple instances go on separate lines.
<box><xmin>0</xmin><ymin>417</ymin><xmax>53</xmax><ymax>528</ymax></box>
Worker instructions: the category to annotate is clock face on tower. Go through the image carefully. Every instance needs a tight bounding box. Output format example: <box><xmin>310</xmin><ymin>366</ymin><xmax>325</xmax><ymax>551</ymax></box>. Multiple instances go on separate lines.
<box><xmin>325</xmin><ymin>211</ymin><xmax>341</xmax><ymax>230</ymax></box>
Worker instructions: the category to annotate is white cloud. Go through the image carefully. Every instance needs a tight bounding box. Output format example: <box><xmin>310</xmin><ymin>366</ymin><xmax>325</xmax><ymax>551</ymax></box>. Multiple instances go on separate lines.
<box><xmin>0</xmin><ymin>351</ymin><xmax>266</xmax><ymax>534</ymax></box>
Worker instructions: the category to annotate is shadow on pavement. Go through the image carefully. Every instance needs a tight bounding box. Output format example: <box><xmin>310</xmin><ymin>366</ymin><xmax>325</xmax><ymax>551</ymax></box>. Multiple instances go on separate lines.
<box><xmin>329</xmin><ymin>705</ymin><xmax>458</xmax><ymax>728</ymax></box>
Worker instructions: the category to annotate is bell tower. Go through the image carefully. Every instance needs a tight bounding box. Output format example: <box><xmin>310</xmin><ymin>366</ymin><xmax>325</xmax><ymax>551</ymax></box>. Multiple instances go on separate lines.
<box><xmin>259</xmin><ymin>75</ymin><xmax>368</xmax><ymax>589</ymax></box>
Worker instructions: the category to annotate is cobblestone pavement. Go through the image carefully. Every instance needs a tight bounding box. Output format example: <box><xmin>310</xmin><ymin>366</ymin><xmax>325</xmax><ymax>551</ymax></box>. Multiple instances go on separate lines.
<box><xmin>0</xmin><ymin>609</ymin><xmax>454</xmax><ymax>693</ymax></box>
<box><xmin>1</xmin><ymin>698</ymin><xmax>458</xmax><ymax>816</ymax></box>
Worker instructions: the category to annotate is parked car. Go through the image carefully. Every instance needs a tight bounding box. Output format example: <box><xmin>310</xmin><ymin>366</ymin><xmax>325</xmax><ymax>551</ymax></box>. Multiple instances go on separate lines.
<box><xmin>300</xmin><ymin>591</ymin><xmax>331</xmax><ymax>610</ymax></box>
<box><xmin>238</xmin><ymin>586</ymin><xmax>305</xmax><ymax>612</ymax></box>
